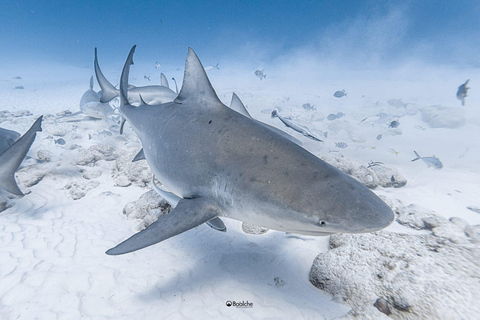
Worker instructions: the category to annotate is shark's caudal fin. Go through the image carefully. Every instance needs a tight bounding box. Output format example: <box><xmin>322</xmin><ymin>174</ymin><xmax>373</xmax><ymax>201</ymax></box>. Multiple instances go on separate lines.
<box><xmin>411</xmin><ymin>151</ymin><xmax>421</xmax><ymax>162</ymax></box>
<box><xmin>119</xmin><ymin>46</ymin><xmax>136</xmax><ymax>109</ymax></box>
<box><xmin>0</xmin><ymin>116</ymin><xmax>43</xmax><ymax>196</ymax></box>
<box><xmin>174</xmin><ymin>48</ymin><xmax>223</xmax><ymax>106</ymax></box>
<box><xmin>160</xmin><ymin>73</ymin><xmax>169</xmax><ymax>88</ymax></box>
<box><xmin>230</xmin><ymin>93</ymin><xmax>252</xmax><ymax>118</ymax></box>
<box><xmin>94</xmin><ymin>48</ymin><xmax>119</xmax><ymax>103</ymax></box>
<box><xmin>106</xmin><ymin>197</ymin><xmax>220</xmax><ymax>255</ymax></box>
<box><xmin>89</xmin><ymin>75</ymin><xmax>94</xmax><ymax>90</ymax></box>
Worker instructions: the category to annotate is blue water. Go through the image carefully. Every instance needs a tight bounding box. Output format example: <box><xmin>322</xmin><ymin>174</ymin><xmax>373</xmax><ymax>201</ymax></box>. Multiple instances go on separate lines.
<box><xmin>1</xmin><ymin>0</ymin><xmax>479</xmax><ymax>68</ymax></box>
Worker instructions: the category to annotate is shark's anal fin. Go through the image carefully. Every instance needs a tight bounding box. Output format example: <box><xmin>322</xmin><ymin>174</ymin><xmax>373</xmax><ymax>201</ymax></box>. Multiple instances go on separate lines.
<box><xmin>0</xmin><ymin>116</ymin><xmax>43</xmax><ymax>196</ymax></box>
<box><xmin>207</xmin><ymin>217</ymin><xmax>227</xmax><ymax>232</ymax></box>
<box><xmin>106</xmin><ymin>197</ymin><xmax>220</xmax><ymax>255</ymax></box>
<box><xmin>132</xmin><ymin>149</ymin><xmax>145</xmax><ymax>162</ymax></box>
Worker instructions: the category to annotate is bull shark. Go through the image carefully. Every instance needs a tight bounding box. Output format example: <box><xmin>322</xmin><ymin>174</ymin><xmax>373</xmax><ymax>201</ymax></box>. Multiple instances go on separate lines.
<box><xmin>94</xmin><ymin>48</ymin><xmax>177</xmax><ymax>105</ymax></box>
<box><xmin>106</xmin><ymin>46</ymin><xmax>394</xmax><ymax>255</ymax></box>
<box><xmin>0</xmin><ymin>116</ymin><xmax>43</xmax><ymax>196</ymax></box>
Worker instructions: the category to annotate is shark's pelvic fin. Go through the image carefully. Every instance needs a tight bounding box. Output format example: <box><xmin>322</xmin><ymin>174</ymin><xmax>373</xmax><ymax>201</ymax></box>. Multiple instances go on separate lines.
<box><xmin>106</xmin><ymin>197</ymin><xmax>220</xmax><ymax>255</ymax></box>
<box><xmin>207</xmin><ymin>217</ymin><xmax>227</xmax><ymax>232</ymax></box>
<box><xmin>0</xmin><ymin>116</ymin><xmax>43</xmax><ymax>196</ymax></box>
<box><xmin>94</xmin><ymin>47</ymin><xmax>119</xmax><ymax>103</ymax></box>
<box><xmin>230</xmin><ymin>93</ymin><xmax>252</xmax><ymax>118</ymax></box>
<box><xmin>174</xmin><ymin>48</ymin><xmax>223</xmax><ymax>106</ymax></box>
<box><xmin>152</xmin><ymin>175</ymin><xmax>181</xmax><ymax>207</ymax></box>
<box><xmin>132</xmin><ymin>149</ymin><xmax>145</xmax><ymax>162</ymax></box>
<box><xmin>160</xmin><ymin>73</ymin><xmax>169</xmax><ymax>88</ymax></box>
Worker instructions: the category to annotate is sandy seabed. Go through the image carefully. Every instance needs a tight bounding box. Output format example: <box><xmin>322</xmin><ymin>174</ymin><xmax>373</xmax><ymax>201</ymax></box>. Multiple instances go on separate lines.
<box><xmin>1</xmin><ymin>60</ymin><xmax>479</xmax><ymax>319</ymax></box>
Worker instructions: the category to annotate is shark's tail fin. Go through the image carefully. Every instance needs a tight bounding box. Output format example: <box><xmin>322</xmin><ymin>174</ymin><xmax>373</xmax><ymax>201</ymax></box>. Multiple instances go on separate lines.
<box><xmin>0</xmin><ymin>116</ymin><xmax>43</xmax><ymax>196</ymax></box>
<box><xmin>411</xmin><ymin>151</ymin><xmax>421</xmax><ymax>162</ymax></box>
<box><xmin>119</xmin><ymin>45</ymin><xmax>136</xmax><ymax>109</ymax></box>
<box><xmin>215</xmin><ymin>63</ymin><xmax>220</xmax><ymax>70</ymax></box>
<box><xmin>94</xmin><ymin>48</ymin><xmax>119</xmax><ymax>103</ymax></box>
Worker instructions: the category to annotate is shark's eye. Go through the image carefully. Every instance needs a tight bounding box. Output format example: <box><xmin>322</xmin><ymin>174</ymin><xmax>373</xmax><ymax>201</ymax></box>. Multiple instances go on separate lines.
<box><xmin>318</xmin><ymin>220</ymin><xmax>326</xmax><ymax>227</ymax></box>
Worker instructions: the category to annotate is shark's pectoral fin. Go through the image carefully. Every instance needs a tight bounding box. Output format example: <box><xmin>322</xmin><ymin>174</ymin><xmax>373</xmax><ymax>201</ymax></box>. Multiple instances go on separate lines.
<box><xmin>106</xmin><ymin>197</ymin><xmax>220</xmax><ymax>255</ymax></box>
<box><xmin>132</xmin><ymin>149</ymin><xmax>145</xmax><ymax>162</ymax></box>
<box><xmin>207</xmin><ymin>217</ymin><xmax>227</xmax><ymax>232</ymax></box>
<box><xmin>0</xmin><ymin>171</ymin><xmax>23</xmax><ymax>196</ymax></box>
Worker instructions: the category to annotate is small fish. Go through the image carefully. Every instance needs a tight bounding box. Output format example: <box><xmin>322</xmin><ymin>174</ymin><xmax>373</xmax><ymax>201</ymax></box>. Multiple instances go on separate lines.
<box><xmin>376</xmin><ymin>134</ymin><xmax>382</xmax><ymax>140</ymax></box>
<box><xmin>54</xmin><ymin>138</ymin><xmax>66</xmax><ymax>145</ymax></box>
<box><xmin>254</xmin><ymin>70</ymin><xmax>266</xmax><ymax>80</ymax></box>
<box><xmin>411</xmin><ymin>151</ymin><xmax>443</xmax><ymax>169</ymax></box>
<box><xmin>388</xmin><ymin>148</ymin><xmax>400</xmax><ymax>155</ymax></box>
<box><xmin>15</xmin><ymin>86</ymin><xmax>24</xmax><ymax>90</ymax></box>
<box><xmin>144</xmin><ymin>75</ymin><xmax>151</xmax><ymax>81</ymax></box>
<box><xmin>456</xmin><ymin>79</ymin><xmax>469</xmax><ymax>106</ymax></box>
<box><xmin>335</xmin><ymin>142</ymin><xmax>348</xmax><ymax>149</ymax></box>
<box><xmin>333</xmin><ymin>89</ymin><xmax>347</xmax><ymax>98</ymax></box>
<box><xmin>89</xmin><ymin>130</ymin><xmax>113</xmax><ymax>140</ymax></box>
<box><xmin>271</xmin><ymin>109</ymin><xmax>323</xmax><ymax>142</ymax></box>
<box><xmin>367</xmin><ymin>161</ymin><xmax>383</xmax><ymax>169</ymax></box>
<box><xmin>336</xmin><ymin>112</ymin><xmax>345</xmax><ymax>118</ymax></box>
<box><xmin>204</xmin><ymin>63</ymin><xmax>220</xmax><ymax>72</ymax></box>
<box><xmin>302</xmin><ymin>103</ymin><xmax>316</xmax><ymax>111</ymax></box>
<box><xmin>13</xmin><ymin>76</ymin><xmax>22</xmax><ymax>79</ymax></box>
<box><xmin>388</xmin><ymin>120</ymin><xmax>400</xmax><ymax>128</ymax></box>
<box><xmin>415</xmin><ymin>125</ymin><xmax>426</xmax><ymax>131</ymax></box>
<box><xmin>326</xmin><ymin>114</ymin><xmax>338</xmax><ymax>121</ymax></box>
<box><xmin>155</xmin><ymin>62</ymin><xmax>161</xmax><ymax>69</ymax></box>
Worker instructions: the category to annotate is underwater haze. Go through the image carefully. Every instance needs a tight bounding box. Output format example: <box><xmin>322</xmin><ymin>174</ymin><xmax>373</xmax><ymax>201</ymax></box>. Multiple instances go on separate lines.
<box><xmin>1</xmin><ymin>1</ymin><xmax>480</xmax><ymax>319</ymax></box>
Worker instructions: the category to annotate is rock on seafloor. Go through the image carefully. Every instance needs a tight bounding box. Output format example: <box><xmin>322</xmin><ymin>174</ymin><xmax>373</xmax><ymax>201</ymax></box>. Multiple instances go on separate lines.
<box><xmin>123</xmin><ymin>190</ymin><xmax>171</xmax><ymax>231</ymax></box>
<box><xmin>309</xmin><ymin>207</ymin><xmax>480</xmax><ymax>319</ymax></box>
<box><xmin>242</xmin><ymin>222</ymin><xmax>269</xmax><ymax>235</ymax></box>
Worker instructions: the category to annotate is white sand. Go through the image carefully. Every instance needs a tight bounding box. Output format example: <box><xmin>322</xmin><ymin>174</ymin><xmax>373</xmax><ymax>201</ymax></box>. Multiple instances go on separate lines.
<box><xmin>1</xmin><ymin>58</ymin><xmax>479</xmax><ymax>319</ymax></box>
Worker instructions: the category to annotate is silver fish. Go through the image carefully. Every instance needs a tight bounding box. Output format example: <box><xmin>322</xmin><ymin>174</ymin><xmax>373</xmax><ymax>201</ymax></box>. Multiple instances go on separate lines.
<box><xmin>335</xmin><ymin>142</ymin><xmax>348</xmax><ymax>148</ymax></box>
<box><xmin>411</xmin><ymin>151</ymin><xmax>443</xmax><ymax>169</ymax></box>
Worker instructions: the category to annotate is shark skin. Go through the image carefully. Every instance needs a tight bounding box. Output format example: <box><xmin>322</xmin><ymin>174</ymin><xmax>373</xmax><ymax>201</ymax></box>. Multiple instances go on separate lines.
<box><xmin>79</xmin><ymin>76</ymin><xmax>114</xmax><ymax>119</ymax></box>
<box><xmin>0</xmin><ymin>116</ymin><xmax>43</xmax><ymax>196</ymax></box>
<box><xmin>106</xmin><ymin>46</ymin><xmax>394</xmax><ymax>255</ymax></box>
<box><xmin>94</xmin><ymin>48</ymin><xmax>177</xmax><ymax>105</ymax></box>
<box><xmin>0</xmin><ymin>127</ymin><xmax>21</xmax><ymax>155</ymax></box>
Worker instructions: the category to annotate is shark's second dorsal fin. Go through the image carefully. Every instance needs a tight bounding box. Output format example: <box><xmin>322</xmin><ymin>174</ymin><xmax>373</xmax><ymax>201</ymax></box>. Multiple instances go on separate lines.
<box><xmin>230</xmin><ymin>93</ymin><xmax>252</xmax><ymax>118</ymax></box>
<box><xmin>89</xmin><ymin>76</ymin><xmax>94</xmax><ymax>90</ymax></box>
<box><xmin>160</xmin><ymin>73</ymin><xmax>169</xmax><ymax>88</ymax></box>
<box><xmin>175</xmin><ymin>48</ymin><xmax>223</xmax><ymax>106</ymax></box>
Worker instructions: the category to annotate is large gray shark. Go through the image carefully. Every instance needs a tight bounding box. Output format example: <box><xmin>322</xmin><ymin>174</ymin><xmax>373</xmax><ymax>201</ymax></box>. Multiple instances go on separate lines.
<box><xmin>94</xmin><ymin>48</ymin><xmax>177</xmax><ymax>105</ymax></box>
<box><xmin>0</xmin><ymin>116</ymin><xmax>43</xmax><ymax>196</ymax></box>
<box><xmin>106</xmin><ymin>46</ymin><xmax>394</xmax><ymax>255</ymax></box>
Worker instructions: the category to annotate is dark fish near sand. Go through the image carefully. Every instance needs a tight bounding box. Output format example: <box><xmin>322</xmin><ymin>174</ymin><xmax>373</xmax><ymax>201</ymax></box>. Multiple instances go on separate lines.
<box><xmin>456</xmin><ymin>79</ymin><xmax>469</xmax><ymax>106</ymax></box>
<box><xmin>334</xmin><ymin>90</ymin><xmax>347</xmax><ymax>98</ymax></box>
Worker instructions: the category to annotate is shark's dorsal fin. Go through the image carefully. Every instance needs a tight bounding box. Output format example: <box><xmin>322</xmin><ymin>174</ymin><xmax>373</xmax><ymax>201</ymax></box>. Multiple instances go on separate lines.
<box><xmin>230</xmin><ymin>93</ymin><xmax>252</xmax><ymax>118</ymax></box>
<box><xmin>120</xmin><ymin>45</ymin><xmax>136</xmax><ymax>108</ymax></box>
<box><xmin>175</xmin><ymin>48</ymin><xmax>222</xmax><ymax>106</ymax></box>
<box><xmin>89</xmin><ymin>76</ymin><xmax>94</xmax><ymax>90</ymax></box>
<box><xmin>160</xmin><ymin>73</ymin><xmax>169</xmax><ymax>88</ymax></box>
<box><xmin>94</xmin><ymin>48</ymin><xmax>119</xmax><ymax>103</ymax></box>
